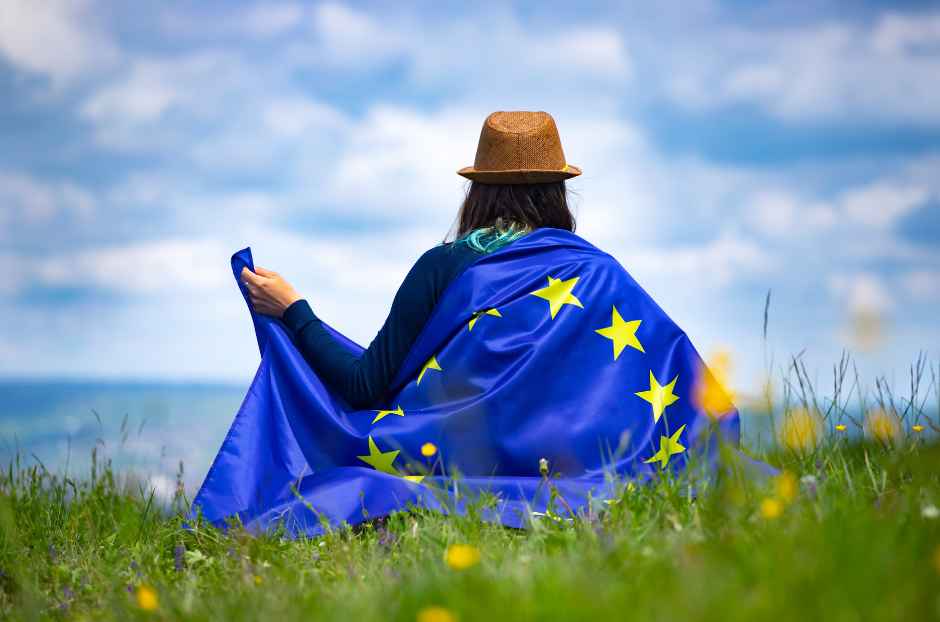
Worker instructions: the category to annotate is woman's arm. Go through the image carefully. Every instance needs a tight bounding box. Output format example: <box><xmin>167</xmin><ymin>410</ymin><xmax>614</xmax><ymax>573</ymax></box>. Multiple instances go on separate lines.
<box><xmin>243</xmin><ymin>245</ymin><xmax>481</xmax><ymax>410</ymax></box>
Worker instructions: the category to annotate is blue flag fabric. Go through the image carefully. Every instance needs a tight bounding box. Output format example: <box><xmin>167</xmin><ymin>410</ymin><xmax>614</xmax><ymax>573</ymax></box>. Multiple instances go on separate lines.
<box><xmin>191</xmin><ymin>229</ymin><xmax>771</xmax><ymax>536</ymax></box>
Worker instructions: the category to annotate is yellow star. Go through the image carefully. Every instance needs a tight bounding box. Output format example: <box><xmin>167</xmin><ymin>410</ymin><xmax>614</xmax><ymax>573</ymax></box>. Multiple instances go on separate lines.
<box><xmin>530</xmin><ymin>275</ymin><xmax>583</xmax><ymax>319</ymax></box>
<box><xmin>595</xmin><ymin>305</ymin><xmax>644</xmax><ymax>359</ymax></box>
<box><xmin>372</xmin><ymin>405</ymin><xmax>404</xmax><ymax>424</ymax></box>
<box><xmin>468</xmin><ymin>308</ymin><xmax>501</xmax><ymax>331</ymax></box>
<box><xmin>416</xmin><ymin>355</ymin><xmax>441</xmax><ymax>386</ymax></box>
<box><xmin>635</xmin><ymin>371</ymin><xmax>680</xmax><ymax>422</ymax></box>
<box><xmin>357</xmin><ymin>436</ymin><xmax>400</xmax><ymax>475</ymax></box>
<box><xmin>644</xmin><ymin>425</ymin><xmax>687</xmax><ymax>469</ymax></box>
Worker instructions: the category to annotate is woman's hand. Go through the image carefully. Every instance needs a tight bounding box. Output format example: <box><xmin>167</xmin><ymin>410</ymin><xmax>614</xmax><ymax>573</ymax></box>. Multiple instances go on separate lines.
<box><xmin>241</xmin><ymin>266</ymin><xmax>303</xmax><ymax>318</ymax></box>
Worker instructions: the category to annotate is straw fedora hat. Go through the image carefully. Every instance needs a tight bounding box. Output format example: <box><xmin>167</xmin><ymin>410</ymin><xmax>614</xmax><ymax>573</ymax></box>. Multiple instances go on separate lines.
<box><xmin>457</xmin><ymin>111</ymin><xmax>581</xmax><ymax>184</ymax></box>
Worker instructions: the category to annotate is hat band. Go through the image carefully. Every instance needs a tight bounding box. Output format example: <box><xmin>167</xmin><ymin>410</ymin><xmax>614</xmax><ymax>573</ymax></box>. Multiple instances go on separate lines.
<box><xmin>471</xmin><ymin>164</ymin><xmax>569</xmax><ymax>173</ymax></box>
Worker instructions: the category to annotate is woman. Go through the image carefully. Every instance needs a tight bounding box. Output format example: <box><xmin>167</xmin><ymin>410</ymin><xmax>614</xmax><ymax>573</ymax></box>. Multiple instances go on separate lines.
<box><xmin>197</xmin><ymin>110</ymin><xmax>760</xmax><ymax>537</ymax></box>
<box><xmin>241</xmin><ymin>111</ymin><xmax>581</xmax><ymax>410</ymax></box>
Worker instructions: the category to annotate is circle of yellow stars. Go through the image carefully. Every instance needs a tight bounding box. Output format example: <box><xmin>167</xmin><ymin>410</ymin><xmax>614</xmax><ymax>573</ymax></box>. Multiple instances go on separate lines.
<box><xmin>358</xmin><ymin>269</ymin><xmax>689</xmax><ymax>479</ymax></box>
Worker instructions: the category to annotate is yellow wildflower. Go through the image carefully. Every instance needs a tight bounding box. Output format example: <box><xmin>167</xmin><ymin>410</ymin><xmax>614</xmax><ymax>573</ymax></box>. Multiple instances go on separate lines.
<box><xmin>913</xmin><ymin>426</ymin><xmax>924</xmax><ymax>432</ymax></box>
<box><xmin>835</xmin><ymin>425</ymin><xmax>847</xmax><ymax>432</ymax></box>
<box><xmin>444</xmin><ymin>544</ymin><xmax>480</xmax><ymax>570</ymax></box>
<box><xmin>135</xmin><ymin>586</ymin><xmax>158</xmax><ymax>611</ymax></box>
<box><xmin>421</xmin><ymin>443</ymin><xmax>437</xmax><ymax>457</ymax></box>
<box><xmin>867</xmin><ymin>408</ymin><xmax>901</xmax><ymax>441</ymax></box>
<box><xmin>253</xmin><ymin>576</ymin><xmax>263</xmax><ymax>585</ymax></box>
<box><xmin>782</xmin><ymin>408</ymin><xmax>823</xmax><ymax>448</ymax></box>
<box><xmin>692</xmin><ymin>349</ymin><xmax>737</xmax><ymax>417</ymax></box>
<box><xmin>760</xmin><ymin>498</ymin><xmax>782</xmax><ymax>520</ymax></box>
<box><xmin>417</xmin><ymin>605</ymin><xmax>458</xmax><ymax>622</ymax></box>
<box><xmin>776</xmin><ymin>472</ymin><xmax>798</xmax><ymax>502</ymax></box>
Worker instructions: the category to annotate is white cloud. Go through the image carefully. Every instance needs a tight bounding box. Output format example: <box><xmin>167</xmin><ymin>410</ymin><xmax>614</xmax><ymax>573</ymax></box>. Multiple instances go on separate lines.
<box><xmin>328</xmin><ymin>105</ymin><xmax>480</xmax><ymax>215</ymax></box>
<box><xmin>312</xmin><ymin>2</ymin><xmax>404</xmax><ymax>68</ymax></box>
<box><xmin>665</xmin><ymin>12</ymin><xmax>940</xmax><ymax>123</ymax></box>
<box><xmin>0</xmin><ymin>0</ymin><xmax>115</xmax><ymax>85</ymax></box>
<box><xmin>0</xmin><ymin>172</ymin><xmax>56</xmax><ymax>223</ymax></box>
<box><xmin>261</xmin><ymin>97</ymin><xmax>349</xmax><ymax>138</ymax></box>
<box><xmin>845</xmin><ymin>273</ymin><xmax>893</xmax><ymax>313</ymax></box>
<box><xmin>902</xmin><ymin>270</ymin><xmax>940</xmax><ymax>303</ymax></box>
<box><xmin>0</xmin><ymin>172</ymin><xmax>97</xmax><ymax>236</ymax></box>
<box><xmin>77</xmin><ymin>239</ymin><xmax>229</xmax><ymax>294</ymax></box>
<box><xmin>237</xmin><ymin>2</ymin><xmax>306</xmax><ymax>39</ymax></box>
<box><xmin>840</xmin><ymin>181</ymin><xmax>931</xmax><ymax>228</ymax></box>
<box><xmin>78</xmin><ymin>53</ymin><xmax>248</xmax><ymax>150</ymax></box>
<box><xmin>870</xmin><ymin>12</ymin><xmax>940</xmax><ymax>55</ymax></box>
<box><xmin>619</xmin><ymin>232</ymin><xmax>773</xmax><ymax>291</ymax></box>
<box><xmin>80</xmin><ymin>59</ymin><xmax>191</xmax><ymax>125</ymax></box>
<box><xmin>306</xmin><ymin>3</ymin><xmax>630</xmax><ymax>83</ymax></box>
<box><xmin>410</xmin><ymin>18</ymin><xmax>630</xmax><ymax>85</ymax></box>
<box><xmin>75</xmin><ymin>3</ymin><xmax>631</xmax><ymax>169</ymax></box>
<box><xmin>555</xmin><ymin>29</ymin><xmax>631</xmax><ymax>77</ymax></box>
<box><xmin>1</xmin><ymin>239</ymin><xmax>230</xmax><ymax>297</ymax></box>
<box><xmin>463</xmin><ymin>23</ymin><xmax>630</xmax><ymax>81</ymax></box>
<box><xmin>746</xmin><ymin>192</ymin><xmax>837</xmax><ymax>239</ymax></box>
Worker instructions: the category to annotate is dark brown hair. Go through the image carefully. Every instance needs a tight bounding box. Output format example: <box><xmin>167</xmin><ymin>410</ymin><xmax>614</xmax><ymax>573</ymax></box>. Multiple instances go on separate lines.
<box><xmin>447</xmin><ymin>181</ymin><xmax>576</xmax><ymax>241</ymax></box>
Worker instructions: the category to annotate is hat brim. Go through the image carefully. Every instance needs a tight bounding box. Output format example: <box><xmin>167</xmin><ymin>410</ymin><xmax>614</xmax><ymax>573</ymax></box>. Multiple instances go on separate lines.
<box><xmin>456</xmin><ymin>165</ymin><xmax>582</xmax><ymax>184</ymax></box>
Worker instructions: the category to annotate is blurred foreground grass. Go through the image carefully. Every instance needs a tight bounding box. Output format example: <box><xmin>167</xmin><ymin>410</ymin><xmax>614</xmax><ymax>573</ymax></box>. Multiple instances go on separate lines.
<box><xmin>1</xmin><ymin>356</ymin><xmax>939</xmax><ymax>621</ymax></box>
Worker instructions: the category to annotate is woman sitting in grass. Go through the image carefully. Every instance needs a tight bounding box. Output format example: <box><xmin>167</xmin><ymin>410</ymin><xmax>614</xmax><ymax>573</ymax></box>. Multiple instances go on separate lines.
<box><xmin>196</xmin><ymin>111</ymin><xmax>761</xmax><ymax>537</ymax></box>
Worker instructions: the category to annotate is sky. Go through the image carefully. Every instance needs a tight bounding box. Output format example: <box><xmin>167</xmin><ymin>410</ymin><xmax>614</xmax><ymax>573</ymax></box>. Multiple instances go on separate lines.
<box><xmin>0</xmin><ymin>0</ymin><xmax>938</xmax><ymax>401</ymax></box>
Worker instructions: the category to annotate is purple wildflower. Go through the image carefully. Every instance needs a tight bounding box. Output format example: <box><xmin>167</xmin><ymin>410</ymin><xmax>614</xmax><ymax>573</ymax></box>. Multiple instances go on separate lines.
<box><xmin>47</xmin><ymin>543</ymin><xmax>57</xmax><ymax>563</ymax></box>
<box><xmin>174</xmin><ymin>546</ymin><xmax>185</xmax><ymax>572</ymax></box>
<box><xmin>815</xmin><ymin>461</ymin><xmax>822</xmax><ymax>469</ymax></box>
<box><xmin>311</xmin><ymin>554</ymin><xmax>320</xmax><ymax>561</ymax></box>
<box><xmin>126</xmin><ymin>584</ymin><xmax>133</xmax><ymax>593</ymax></box>
<box><xmin>807</xmin><ymin>481</ymin><xmax>818</xmax><ymax>496</ymax></box>
<box><xmin>376</xmin><ymin>524</ymin><xmax>396</xmax><ymax>552</ymax></box>
<box><xmin>130</xmin><ymin>561</ymin><xmax>139</xmax><ymax>570</ymax></box>
<box><xmin>0</xmin><ymin>567</ymin><xmax>9</xmax><ymax>579</ymax></box>
<box><xmin>80</xmin><ymin>574</ymin><xmax>87</xmax><ymax>590</ymax></box>
<box><xmin>62</xmin><ymin>585</ymin><xmax>75</xmax><ymax>601</ymax></box>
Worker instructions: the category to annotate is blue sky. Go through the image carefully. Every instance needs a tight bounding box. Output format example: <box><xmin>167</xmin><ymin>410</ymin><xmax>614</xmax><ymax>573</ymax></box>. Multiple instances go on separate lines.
<box><xmin>0</xmin><ymin>0</ymin><xmax>938</xmax><ymax>400</ymax></box>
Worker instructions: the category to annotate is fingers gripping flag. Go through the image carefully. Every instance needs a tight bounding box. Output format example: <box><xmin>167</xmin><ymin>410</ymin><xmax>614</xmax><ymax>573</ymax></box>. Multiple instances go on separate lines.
<box><xmin>190</xmin><ymin>230</ymin><xmax>772</xmax><ymax>537</ymax></box>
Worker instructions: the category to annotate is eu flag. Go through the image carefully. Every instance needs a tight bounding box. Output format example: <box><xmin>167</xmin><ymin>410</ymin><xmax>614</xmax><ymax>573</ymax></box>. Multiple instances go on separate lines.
<box><xmin>191</xmin><ymin>229</ymin><xmax>771</xmax><ymax>536</ymax></box>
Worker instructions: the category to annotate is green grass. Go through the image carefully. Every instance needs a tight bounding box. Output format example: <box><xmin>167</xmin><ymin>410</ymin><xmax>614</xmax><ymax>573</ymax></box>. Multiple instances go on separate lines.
<box><xmin>1</xmin><ymin>356</ymin><xmax>939</xmax><ymax>621</ymax></box>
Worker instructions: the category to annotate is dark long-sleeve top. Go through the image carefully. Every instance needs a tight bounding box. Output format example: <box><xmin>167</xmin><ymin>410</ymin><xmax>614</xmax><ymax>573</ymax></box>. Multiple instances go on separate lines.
<box><xmin>281</xmin><ymin>243</ymin><xmax>483</xmax><ymax>410</ymax></box>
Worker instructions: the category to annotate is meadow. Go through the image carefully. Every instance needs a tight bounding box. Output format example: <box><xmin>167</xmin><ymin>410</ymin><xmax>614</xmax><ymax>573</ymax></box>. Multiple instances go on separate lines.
<box><xmin>1</xmin><ymin>355</ymin><xmax>938</xmax><ymax>621</ymax></box>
